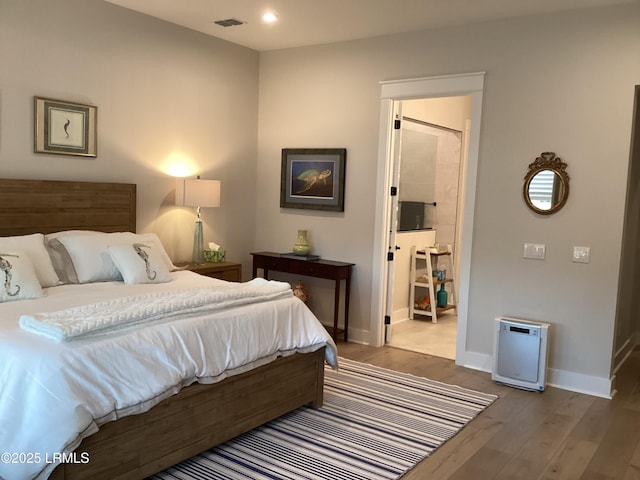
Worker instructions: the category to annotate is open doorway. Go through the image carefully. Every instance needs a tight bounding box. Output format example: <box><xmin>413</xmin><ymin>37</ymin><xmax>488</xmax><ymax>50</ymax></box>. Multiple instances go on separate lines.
<box><xmin>386</xmin><ymin>97</ymin><xmax>470</xmax><ymax>359</ymax></box>
<box><xmin>370</xmin><ymin>73</ymin><xmax>485</xmax><ymax>370</ymax></box>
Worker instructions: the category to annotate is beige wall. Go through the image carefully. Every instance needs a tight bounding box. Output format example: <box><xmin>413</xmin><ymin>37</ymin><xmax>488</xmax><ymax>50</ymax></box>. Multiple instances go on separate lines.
<box><xmin>257</xmin><ymin>4</ymin><xmax>640</xmax><ymax>395</ymax></box>
<box><xmin>0</xmin><ymin>0</ymin><xmax>259</xmax><ymax>275</ymax></box>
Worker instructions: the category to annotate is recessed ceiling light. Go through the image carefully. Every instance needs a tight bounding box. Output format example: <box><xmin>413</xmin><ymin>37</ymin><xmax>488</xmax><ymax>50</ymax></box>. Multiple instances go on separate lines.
<box><xmin>262</xmin><ymin>12</ymin><xmax>278</xmax><ymax>23</ymax></box>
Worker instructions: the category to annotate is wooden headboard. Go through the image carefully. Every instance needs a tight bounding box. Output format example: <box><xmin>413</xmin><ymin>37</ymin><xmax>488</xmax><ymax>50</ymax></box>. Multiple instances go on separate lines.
<box><xmin>0</xmin><ymin>178</ymin><xmax>136</xmax><ymax>236</ymax></box>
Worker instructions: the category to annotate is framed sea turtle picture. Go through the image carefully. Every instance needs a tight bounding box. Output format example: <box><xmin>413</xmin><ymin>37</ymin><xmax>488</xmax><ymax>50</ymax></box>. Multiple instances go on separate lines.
<box><xmin>280</xmin><ymin>148</ymin><xmax>346</xmax><ymax>211</ymax></box>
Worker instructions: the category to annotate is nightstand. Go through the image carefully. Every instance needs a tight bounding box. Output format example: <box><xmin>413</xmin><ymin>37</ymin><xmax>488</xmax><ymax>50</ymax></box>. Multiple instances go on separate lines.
<box><xmin>175</xmin><ymin>261</ymin><xmax>242</xmax><ymax>282</ymax></box>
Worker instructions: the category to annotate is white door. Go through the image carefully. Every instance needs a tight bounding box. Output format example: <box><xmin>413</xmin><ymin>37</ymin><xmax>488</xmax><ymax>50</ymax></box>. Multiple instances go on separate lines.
<box><xmin>383</xmin><ymin>103</ymin><xmax>403</xmax><ymax>342</ymax></box>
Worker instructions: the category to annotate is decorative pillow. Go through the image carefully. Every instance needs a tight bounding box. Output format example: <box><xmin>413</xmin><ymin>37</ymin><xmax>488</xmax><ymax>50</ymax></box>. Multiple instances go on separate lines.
<box><xmin>108</xmin><ymin>243</ymin><xmax>172</xmax><ymax>285</ymax></box>
<box><xmin>45</xmin><ymin>231</ymin><xmax>101</xmax><ymax>284</ymax></box>
<box><xmin>0</xmin><ymin>234</ymin><xmax>60</xmax><ymax>287</ymax></box>
<box><xmin>135</xmin><ymin>232</ymin><xmax>177</xmax><ymax>272</ymax></box>
<box><xmin>57</xmin><ymin>232</ymin><xmax>176</xmax><ymax>284</ymax></box>
<box><xmin>0</xmin><ymin>252</ymin><xmax>44</xmax><ymax>302</ymax></box>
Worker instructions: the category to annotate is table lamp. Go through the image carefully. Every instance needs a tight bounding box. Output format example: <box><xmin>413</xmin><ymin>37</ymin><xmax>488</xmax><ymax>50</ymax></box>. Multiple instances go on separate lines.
<box><xmin>176</xmin><ymin>176</ymin><xmax>221</xmax><ymax>263</ymax></box>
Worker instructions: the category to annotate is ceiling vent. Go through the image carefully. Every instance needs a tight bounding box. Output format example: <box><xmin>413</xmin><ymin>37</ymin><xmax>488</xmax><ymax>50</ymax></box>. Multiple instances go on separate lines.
<box><xmin>214</xmin><ymin>18</ymin><xmax>245</xmax><ymax>27</ymax></box>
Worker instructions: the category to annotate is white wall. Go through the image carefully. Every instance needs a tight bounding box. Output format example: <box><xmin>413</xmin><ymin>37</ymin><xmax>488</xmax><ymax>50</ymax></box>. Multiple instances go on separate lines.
<box><xmin>0</xmin><ymin>0</ymin><xmax>259</xmax><ymax>276</ymax></box>
<box><xmin>257</xmin><ymin>4</ymin><xmax>640</xmax><ymax>395</ymax></box>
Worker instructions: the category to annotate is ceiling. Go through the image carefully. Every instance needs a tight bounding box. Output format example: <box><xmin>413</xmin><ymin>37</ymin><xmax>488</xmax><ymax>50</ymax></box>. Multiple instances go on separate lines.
<box><xmin>105</xmin><ymin>0</ymin><xmax>637</xmax><ymax>52</ymax></box>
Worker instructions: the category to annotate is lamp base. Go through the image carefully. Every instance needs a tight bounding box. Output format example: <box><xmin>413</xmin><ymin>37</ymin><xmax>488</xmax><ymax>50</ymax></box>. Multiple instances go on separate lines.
<box><xmin>192</xmin><ymin>220</ymin><xmax>204</xmax><ymax>263</ymax></box>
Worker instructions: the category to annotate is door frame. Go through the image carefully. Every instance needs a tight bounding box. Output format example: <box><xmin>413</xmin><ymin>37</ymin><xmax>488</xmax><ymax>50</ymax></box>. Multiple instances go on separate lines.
<box><xmin>370</xmin><ymin>73</ymin><xmax>485</xmax><ymax>367</ymax></box>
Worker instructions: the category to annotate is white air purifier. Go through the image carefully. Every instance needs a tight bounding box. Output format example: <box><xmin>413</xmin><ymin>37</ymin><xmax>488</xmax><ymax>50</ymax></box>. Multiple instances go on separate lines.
<box><xmin>492</xmin><ymin>317</ymin><xmax>550</xmax><ymax>392</ymax></box>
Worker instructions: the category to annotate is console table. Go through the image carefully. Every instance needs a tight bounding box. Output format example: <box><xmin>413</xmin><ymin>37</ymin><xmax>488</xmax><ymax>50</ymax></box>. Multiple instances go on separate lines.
<box><xmin>251</xmin><ymin>252</ymin><xmax>354</xmax><ymax>341</ymax></box>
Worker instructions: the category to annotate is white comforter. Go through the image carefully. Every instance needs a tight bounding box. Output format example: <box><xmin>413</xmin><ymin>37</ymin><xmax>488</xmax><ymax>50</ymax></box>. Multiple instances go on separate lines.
<box><xmin>0</xmin><ymin>271</ymin><xmax>337</xmax><ymax>480</ymax></box>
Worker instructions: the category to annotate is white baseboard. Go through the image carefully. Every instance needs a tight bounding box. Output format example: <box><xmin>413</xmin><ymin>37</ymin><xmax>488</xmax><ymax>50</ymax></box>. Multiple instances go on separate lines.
<box><xmin>456</xmin><ymin>350</ymin><xmax>493</xmax><ymax>372</ymax></box>
<box><xmin>391</xmin><ymin>308</ymin><xmax>409</xmax><ymax>324</ymax></box>
<box><xmin>457</xmin><ymin>351</ymin><xmax>614</xmax><ymax>399</ymax></box>
<box><xmin>345</xmin><ymin>327</ymin><xmax>370</xmax><ymax>345</ymax></box>
<box><xmin>546</xmin><ymin>368</ymin><xmax>615</xmax><ymax>399</ymax></box>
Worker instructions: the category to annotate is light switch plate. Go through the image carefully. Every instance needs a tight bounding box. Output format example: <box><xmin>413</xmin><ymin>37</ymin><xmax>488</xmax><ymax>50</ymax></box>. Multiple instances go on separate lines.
<box><xmin>524</xmin><ymin>243</ymin><xmax>545</xmax><ymax>260</ymax></box>
<box><xmin>573</xmin><ymin>246</ymin><xmax>590</xmax><ymax>263</ymax></box>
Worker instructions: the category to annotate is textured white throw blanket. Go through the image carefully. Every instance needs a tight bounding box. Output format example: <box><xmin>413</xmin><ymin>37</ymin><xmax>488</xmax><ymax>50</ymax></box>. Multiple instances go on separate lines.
<box><xmin>19</xmin><ymin>278</ymin><xmax>292</xmax><ymax>342</ymax></box>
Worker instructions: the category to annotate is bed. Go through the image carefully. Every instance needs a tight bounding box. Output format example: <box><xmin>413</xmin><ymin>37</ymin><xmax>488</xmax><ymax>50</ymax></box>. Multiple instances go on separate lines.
<box><xmin>0</xmin><ymin>178</ymin><xmax>337</xmax><ymax>480</ymax></box>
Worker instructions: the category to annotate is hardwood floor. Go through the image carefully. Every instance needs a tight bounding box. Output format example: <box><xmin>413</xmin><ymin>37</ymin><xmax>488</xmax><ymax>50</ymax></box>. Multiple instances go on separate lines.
<box><xmin>336</xmin><ymin>342</ymin><xmax>640</xmax><ymax>480</ymax></box>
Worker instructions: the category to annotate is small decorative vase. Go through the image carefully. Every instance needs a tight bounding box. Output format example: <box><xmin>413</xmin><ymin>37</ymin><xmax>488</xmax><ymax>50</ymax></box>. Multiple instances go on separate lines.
<box><xmin>437</xmin><ymin>283</ymin><xmax>448</xmax><ymax>308</ymax></box>
<box><xmin>293</xmin><ymin>229</ymin><xmax>311</xmax><ymax>256</ymax></box>
<box><xmin>292</xmin><ymin>280</ymin><xmax>309</xmax><ymax>304</ymax></box>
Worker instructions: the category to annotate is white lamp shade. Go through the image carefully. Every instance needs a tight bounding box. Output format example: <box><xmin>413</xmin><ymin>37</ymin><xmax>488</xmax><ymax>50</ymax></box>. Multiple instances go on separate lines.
<box><xmin>176</xmin><ymin>178</ymin><xmax>221</xmax><ymax>208</ymax></box>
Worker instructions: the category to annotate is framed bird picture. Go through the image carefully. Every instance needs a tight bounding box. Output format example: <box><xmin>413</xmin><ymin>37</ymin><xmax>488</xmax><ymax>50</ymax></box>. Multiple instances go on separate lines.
<box><xmin>34</xmin><ymin>97</ymin><xmax>97</xmax><ymax>157</ymax></box>
<box><xmin>280</xmin><ymin>148</ymin><xmax>346</xmax><ymax>211</ymax></box>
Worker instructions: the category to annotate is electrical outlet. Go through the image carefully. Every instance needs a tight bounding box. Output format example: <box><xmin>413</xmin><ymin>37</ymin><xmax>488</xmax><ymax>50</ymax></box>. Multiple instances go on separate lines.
<box><xmin>573</xmin><ymin>246</ymin><xmax>590</xmax><ymax>263</ymax></box>
<box><xmin>524</xmin><ymin>243</ymin><xmax>545</xmax><ymax>260</ymax></box>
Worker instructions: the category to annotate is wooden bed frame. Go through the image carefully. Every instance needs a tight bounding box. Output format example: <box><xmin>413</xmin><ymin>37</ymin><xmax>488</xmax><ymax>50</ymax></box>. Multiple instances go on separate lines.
<box><xmin>0</xmin><ymin>178</ymin><xmax>326</xmax><ymax>480</ymax></box>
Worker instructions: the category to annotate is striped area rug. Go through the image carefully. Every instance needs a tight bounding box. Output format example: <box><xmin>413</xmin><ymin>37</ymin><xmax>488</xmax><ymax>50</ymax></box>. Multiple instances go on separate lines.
<box><xmin>149</xmin><ymin>358</ymin><xmax>497</xmax><ymax>480</ymax></box>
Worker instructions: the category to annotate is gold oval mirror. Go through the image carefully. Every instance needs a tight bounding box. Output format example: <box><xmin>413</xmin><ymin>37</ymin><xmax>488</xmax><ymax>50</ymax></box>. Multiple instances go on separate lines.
<box><xmin>523</xmin><ymin>152</ymin><xmax>569</xmax><ymax>215</ymax></box>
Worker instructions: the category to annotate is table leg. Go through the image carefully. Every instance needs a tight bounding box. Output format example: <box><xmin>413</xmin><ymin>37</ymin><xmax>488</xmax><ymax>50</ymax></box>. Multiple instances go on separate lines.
<box><xmin>344</xmin><ymin>271</ymin><xmax>351</xmax><ymax>342</ymax></box>
<box><xmin>333</xmin><ymin>279</ymin><xmax>340</xmax><ymax>342</ymax></box>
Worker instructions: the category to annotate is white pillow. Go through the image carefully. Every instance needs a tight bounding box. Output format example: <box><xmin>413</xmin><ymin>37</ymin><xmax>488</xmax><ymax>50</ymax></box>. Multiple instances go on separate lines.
<box><xmin>57</xmin><ymin>233</ymin><xmax>126</xmax><ymax>283</ymax></box>
<box><xmin>57</xmin><ymin>232</ymin><xmax>175</xmax><ymax>284</ymax></box>
<box><xmin>108</xmin><ymin>243</ymin><xmax>172</xmax><ymax>285</ymax></box>
<box><xmin>0</xmin><ymin>234</ymin><xmax>60</xmax><ymax>287</ymax></box>
<box><xmin>45</xmin><ymin>230</ymin><xmax>101</xmax><ymax>284</ymax></box>
<box><xmin>0</xmin><ymin>252</ymin><xmax>44</xmax><ymax>302</ymax></box>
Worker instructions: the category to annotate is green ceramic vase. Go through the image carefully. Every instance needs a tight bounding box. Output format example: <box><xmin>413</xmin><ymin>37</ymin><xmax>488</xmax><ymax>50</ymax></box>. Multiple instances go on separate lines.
<box><xmin>293</xmin><ymin>229</ymin><xmax>311</xmax><ymax>256</ymax></box>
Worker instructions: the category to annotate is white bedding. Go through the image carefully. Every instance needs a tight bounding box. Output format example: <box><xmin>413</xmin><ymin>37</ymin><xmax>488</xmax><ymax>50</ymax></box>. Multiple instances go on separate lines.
<box><xmin>0</xmin><ymin>271</ymin><xmax>337</xmax><ymax>480</ymax></box>
<box><xmin>19</xmin><ymin>278</ymin><xmax>292</xmax><ymax>342</ymax></box>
